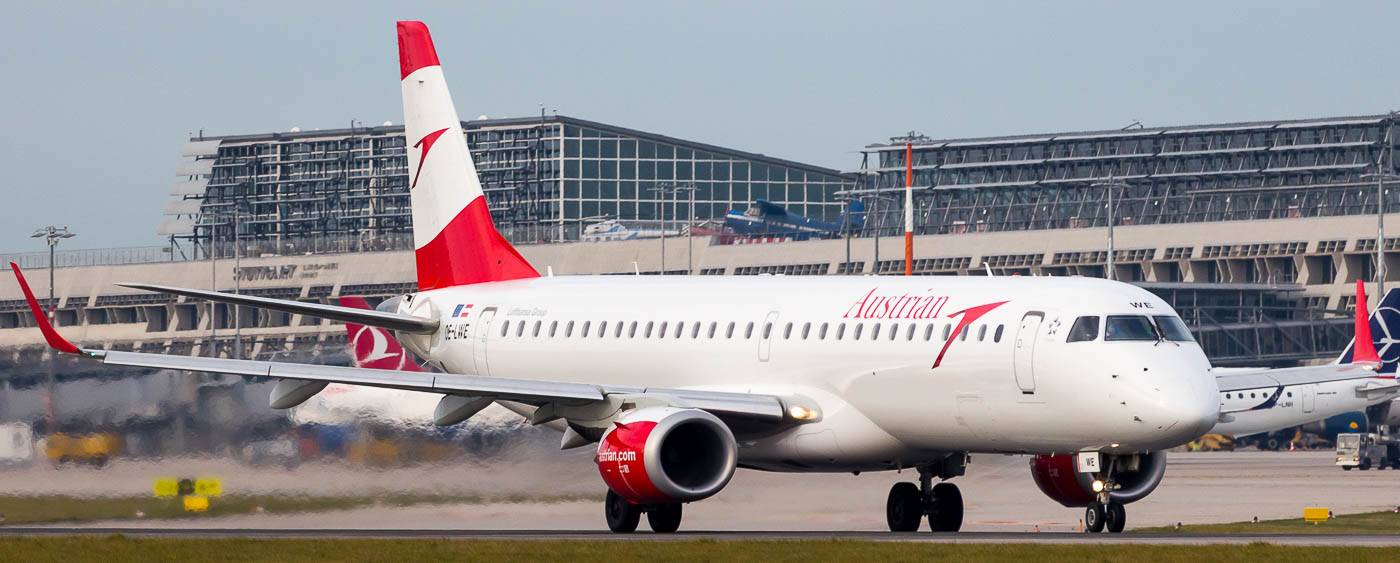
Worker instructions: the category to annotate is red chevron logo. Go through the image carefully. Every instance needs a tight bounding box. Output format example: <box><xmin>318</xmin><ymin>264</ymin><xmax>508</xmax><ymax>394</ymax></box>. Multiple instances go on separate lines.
<box><xmin>410</xmin><ymin>127</ymin><xmax>450</xmax><ymax>190</ymax></box>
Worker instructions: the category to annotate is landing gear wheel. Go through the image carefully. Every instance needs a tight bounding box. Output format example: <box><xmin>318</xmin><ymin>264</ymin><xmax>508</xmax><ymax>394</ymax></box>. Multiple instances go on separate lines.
<box><xmin>886</xmin><ymin>482</ymin><xmax>923</xmax><ymax>532</ymax></box>
<box><xmin>604</xmin><ymin>490</ymin><xmax>640</xmax><ymax>533</ymax></box>
<box><xmin>1104</xmin><ymin>502</ymin><xmax>1126</xmax><ymax>533</ymax></box>
<box><xmin>647</xmin><ymin>503</ymin><xmax>683</xmax><ymax>533</ymax></box>
<box><xmin>1084</xmin><ymin>503</ymin><xmax>1106</xmax><ymax>533</ymax></box>
<box><xmin>926</xmin><ymin>482</ymin><xmax>963</xmax><ymax>532</ymax></box>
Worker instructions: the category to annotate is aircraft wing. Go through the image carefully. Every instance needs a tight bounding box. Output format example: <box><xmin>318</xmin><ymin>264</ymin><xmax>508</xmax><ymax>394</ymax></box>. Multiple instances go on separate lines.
<box><xmin>115</xmin><ymin>282</ymin><xmax>438</xmax><ymax>334</ymax></box>
<box><xmin>1215</xmin><ymin>362</ymin><xmax>1382</xmax><ymax>394</ymax></box>
<box><xmin>11</xmin><ymin>264</ymin><xmax>790</xmax><ymax>425</ymax></box>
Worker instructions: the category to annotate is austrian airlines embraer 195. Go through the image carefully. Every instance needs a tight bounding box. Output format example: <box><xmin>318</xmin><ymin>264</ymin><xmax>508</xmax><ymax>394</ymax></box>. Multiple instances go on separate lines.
<box><xmin>10</xmin><ymin>21</ymin><xmax>1392</xmax><ymax>534</ymax></box>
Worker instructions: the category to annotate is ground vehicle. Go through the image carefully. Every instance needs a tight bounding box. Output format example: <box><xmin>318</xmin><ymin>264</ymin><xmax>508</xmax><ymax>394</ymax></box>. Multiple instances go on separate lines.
<box><xmin>0</xmin><ymin>422</ymin><xmax>35</xmax><ymax>467</ymax></box>
<box><xmin>1336</xmin><ymin>433</ymin><xmax>1400</xmax><ymax>470</ymax></box>
<box><xmin>44</xmin><ymin>432</ymin><xmax>121</xmax><ymax>467</ymax></box>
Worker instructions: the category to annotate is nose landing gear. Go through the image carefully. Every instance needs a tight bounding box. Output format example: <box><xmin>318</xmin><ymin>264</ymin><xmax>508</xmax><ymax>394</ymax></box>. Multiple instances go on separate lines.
<box><xmin>885</xmin><ymin>455</ymin><xmax>967</xmax><ymax>532</ymax></box>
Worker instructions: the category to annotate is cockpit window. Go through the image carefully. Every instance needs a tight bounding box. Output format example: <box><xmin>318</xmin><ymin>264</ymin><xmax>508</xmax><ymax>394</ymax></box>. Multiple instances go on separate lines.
<box><xmin>1105</xmin><ymin>315</ymin><xmax>1158</xmax><ymax>341</ymax></box>
<box><xmin>1153</xmin><ymin>315</ymin><xmax>1195</xmax><ymax>342</ymax></box>
<box><xmin>1066</xmin><ymin>316</ymin><xmax>1100</xmax><ymax>342</ymax></box>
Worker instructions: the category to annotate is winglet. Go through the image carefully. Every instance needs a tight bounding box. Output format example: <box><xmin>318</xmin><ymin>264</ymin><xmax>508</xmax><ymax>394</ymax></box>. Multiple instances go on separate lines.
<box><xmin>9</xmin><ymin>262</ymin><xmax>82</xmax><ymax>355</ymax></box>
<box><xmin>1353</xmin><ymin>279</ymin><xmax>1382</xmax><ymax>365</ymax></box>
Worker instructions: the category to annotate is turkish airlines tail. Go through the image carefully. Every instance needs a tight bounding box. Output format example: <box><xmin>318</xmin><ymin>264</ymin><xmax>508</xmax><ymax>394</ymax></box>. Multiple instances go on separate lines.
<box><xmin>397</xmin><ymin>21</ymin><xmax>538</xmax><ymax>290</ymax></box>
<box><xmin>339</xmin><ymin>297</ymin><xmax>423</xmax><ymax>372</ymax></box>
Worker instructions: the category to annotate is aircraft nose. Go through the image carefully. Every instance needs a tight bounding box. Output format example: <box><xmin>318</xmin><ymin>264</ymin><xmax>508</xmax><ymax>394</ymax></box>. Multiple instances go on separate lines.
<box><xmin>1162</xmin><ymin>368</ymin><xmax>1220</xmax><ymax>440</ymax></box>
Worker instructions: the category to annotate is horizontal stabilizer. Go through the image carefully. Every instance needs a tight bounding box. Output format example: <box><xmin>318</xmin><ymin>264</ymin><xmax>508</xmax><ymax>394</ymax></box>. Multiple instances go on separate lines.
<box><xmin>117</xmin><ymin>283</ymin><xmax>438</xmax><ymax>334</ymax></box>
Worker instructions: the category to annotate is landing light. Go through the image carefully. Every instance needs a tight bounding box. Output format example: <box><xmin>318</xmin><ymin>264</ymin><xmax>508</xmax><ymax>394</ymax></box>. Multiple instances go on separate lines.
<box><xmin>788</xmin><ymin>405</ymin><xmax>819</xmax><ymax>420</ymax></box>
<box><xmin>1091</xmin><ymin>480</ymin><xmax>1105</xmax><ymax>493</ymax></box>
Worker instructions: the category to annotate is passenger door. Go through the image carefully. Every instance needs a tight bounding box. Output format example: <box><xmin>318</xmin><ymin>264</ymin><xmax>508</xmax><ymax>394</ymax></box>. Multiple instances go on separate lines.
<box><xmin>1013</xmin><ymin>311</ymin><xmax>1043</xmax><ymax>394</ymax></box>
<box><xmin>759</xmin><ymin>311</ymin><xmax>779</xmax><ymax>362</ymax></box>
<box><xmin>473</xmin><ymin>308</ymin><xmax>496</xmax><ymax>377</ymax></box>
<box><xmin>1302</xmin><ymin>383</ymin><xmax>1315</xmax><ymax>414</ymax></box>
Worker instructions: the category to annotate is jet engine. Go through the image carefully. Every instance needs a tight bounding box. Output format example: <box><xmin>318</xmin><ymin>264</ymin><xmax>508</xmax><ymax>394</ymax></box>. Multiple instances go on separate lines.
<box><xmin>1029</xmin><ymin>451</ymin><xmax>1167</xmax><ymax>507</ymax></box>
<box><xmin>595</xmin><ymin>407</ymin><xmax>738</xmax><ymax>504</ymax></box>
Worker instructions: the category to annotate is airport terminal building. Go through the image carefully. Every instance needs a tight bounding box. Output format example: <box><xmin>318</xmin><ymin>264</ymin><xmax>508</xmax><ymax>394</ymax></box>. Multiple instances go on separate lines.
<box><xmin>162</xmin><ymin>115</ymin><xmax>854</xmax><ymax>256</ymax></box>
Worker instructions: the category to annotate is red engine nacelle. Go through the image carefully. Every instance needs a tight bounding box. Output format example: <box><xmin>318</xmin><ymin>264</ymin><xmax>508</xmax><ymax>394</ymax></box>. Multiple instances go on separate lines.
<box><xmin>1029</xmin><ymin>451</ymin><xmax>1167</xmax><ymax>508</ymax></box>
<box><xmin>596</xmin><ymin>407</ymin><xmax>738</xmax><ymax>504</ymax></box>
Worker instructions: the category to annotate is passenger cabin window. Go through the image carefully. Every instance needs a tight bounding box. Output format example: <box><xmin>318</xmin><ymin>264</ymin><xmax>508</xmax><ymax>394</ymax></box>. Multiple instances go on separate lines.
<box><xmin>501</xmin><ymin>320</ymin><xmax>510</xmax><ymax>337</ymax></box>
<box><xmin>763</xmin><ymin>322</ymin><xmax>773</xmax><ymax>339</ymax></box>
<box><xmin>517</xmin><ymin>322</ymin><xmax>526</xmax><ymax>337</ymax></box>
<box><xmin>1066</xmin><ymin>316</ymin><xmax>1100</xmax><ymax>343</ymax></box>
<box><xmin>836</xmin><ymin>323</ymin><xmax>845</xmax><ymax>340</ymax></box>
<box><xmin>993</xmin><ymin>324</ymin><xmax>1004</xmax><ymax>343</ymax></box>
<box><xmin>581</xmin><ymin>321</ymin><xmax>591</xmax><ymax>337</ymax></box>
<box><xmin>565</xmin><ymin>321</ymin><xmax>575</xmax><ymax>337</ymax></box>
<box><xmin>629</xmin><ymin>321</ymin><xmax>638</xmax><ymax>338</ymax></box>
<box><xmin>783</xmin><ymin>323</ymin><xmax>793</xmax><ymax>339</ymax></box>
<box><xmin>708</xmin><ymin>322</ymin><xmax>717</xmax><ymax>338</ymax></box>
<box><xmin>598</xmin><ymin>321</ymin><xmax>608</xmax><ymax>337</ymax></box>
<box><xmin>871</xmin><ymin>323</ymin><xmax>881</xmax><ymax>340</ymax></box>
<box><xmin>906</xmin><ymin>324</ymin><xmax>915</xmax><ymax>341</ymax></box>
<box><xmin>977</xmin><ymin>324</ymin><xmax>987</xmax><ymax>341</ymax></box>
<box><xmin>726</xmin><ymin>322</ymin><xmax>736</xmax><ymax>338</ymax></box>
<box><xmin>1105</xmin><ymin>315</ymin><xmax>1158</xmax><ymax>341</ymax></box>
<box><xmin>942</xmin><ymin>325</ymin><xmax>951</xmax><ymax>341</ymax></box>
<box><xmin>853</xmin><ymin>323</ymin><xmax>864</xmax><ymax>340</ymax></box>
<box><xmin>745</xmin><ymin>322</ymin><xmax>755</xmax><ymax>339</ymax></box>
<box><xmin>801</xmin><ymin>322</ymin><xmax>811</xmax><ymax>339</ymax></box>
<box><xmin>1153</xmin><ymin>315</ymin><xmax>1195</xmax><ymax>342</ymax></box>
<box><xmin>615</xmin><ymin>322</ymin><xmax>624</xmax><ymax>338</ymax></box>
<box><xmin>658</xmin><ymin>321</ymin><xmax>668</xmax><ymax>338</ymax></box>
<box><xmin>924</xmin><ymin>324</ymin><xmax>934</xmax><ymax>341</ymax></box>
<box><xmin>673</xmin><ymin>322</ymin><xmax>683</xmax><ymax>338</ymax></box>
<box><xmin>645</xmin><ymin>321</ymin><xmax>654</xmax><ymax>338</ymax></box>
<box><xmin>820</xmin><ymin>323</ymin><xmax>829</xmax><ymax>339</ymax></box>
<box><xmin>533</xmin><ymin>321</ymin><xmax>542</xmax><ymax>337</ymax></box>
<box><xmin>691</xmin><ymin>323</ymin><xmax>701</xmax><ymax>338</ymax></box>
<box><xmin>550</xmin><ymin>321</ymin><xmax>558</xmax><ymax>337</ymax></box>
<box><xmin>959</xmin><ymin>326</ymin><xmax>968</xmax><ymax>341</ymax></box>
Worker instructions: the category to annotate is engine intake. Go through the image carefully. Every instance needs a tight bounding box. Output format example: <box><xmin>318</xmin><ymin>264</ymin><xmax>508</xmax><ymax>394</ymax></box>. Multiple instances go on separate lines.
<box><xmin>596</xmin><ymin>407</ymin><xmax>738</xmax><ymax>504</ymax></box>
<box><xmin>1029</xmin><ymin>451</ymin><xmax>1166</xmax><ymax>507</ymax></box>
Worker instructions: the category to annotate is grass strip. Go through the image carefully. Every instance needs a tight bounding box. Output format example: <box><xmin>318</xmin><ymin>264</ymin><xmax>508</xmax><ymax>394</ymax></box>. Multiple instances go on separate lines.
<box><xmin>2</xmin><ymin>537</ymin><xmax>1400</xmax><ymax>563</ymax></box>
<box><xmin>1137</xmin><ymin>509</ymin><xmax>1400</xmax><ymax>534</ymax></box>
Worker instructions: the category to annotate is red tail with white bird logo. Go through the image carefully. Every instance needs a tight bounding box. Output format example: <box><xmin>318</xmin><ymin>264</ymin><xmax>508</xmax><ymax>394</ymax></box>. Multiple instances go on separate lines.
<box><xmin>339</xmin><ymin>296</ymin><xmax>424</xmax><ymax>372</ymax></box>
<box><xmin>398</xmin><ymin>21</ymin><xmax>538</xmax><ymax>290</ymax></box>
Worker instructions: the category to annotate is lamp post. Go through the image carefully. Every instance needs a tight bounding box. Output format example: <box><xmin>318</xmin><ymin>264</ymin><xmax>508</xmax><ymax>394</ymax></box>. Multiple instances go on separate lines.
<box><xmin>1090</xmin><ymin>176</ymin><xmax>1130</xmax><ymax>281</ymax></box>
<box><xmin>863</xmin><ymin>194</ymin><xmax>898</xmax><ymax>274</ymax></box>
<box><xmin>650</xmin><ymin>184</ymin><xmax>696</xmax><ymax>275</ymax></box>
<box><xmin>30</xmin><ymin>225</ymin><xmax>75</xmax><ymax>423</ymax></box>
<box><xmin>1362</xmin><ymin>112</ymin><xmax>1397</xmax><ymax>298</ymax></box>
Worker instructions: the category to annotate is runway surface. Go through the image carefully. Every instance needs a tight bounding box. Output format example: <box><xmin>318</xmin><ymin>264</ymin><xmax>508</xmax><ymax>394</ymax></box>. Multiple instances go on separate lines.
<box><xmin>4</xmin><ymin>527</ymin><xmax>1400</xmax><ymax>546</ymax></box>
<box><xmin>4</xmin><ymin>449</ymin><xmax>1399</xmax><ymax>534</ymax></box>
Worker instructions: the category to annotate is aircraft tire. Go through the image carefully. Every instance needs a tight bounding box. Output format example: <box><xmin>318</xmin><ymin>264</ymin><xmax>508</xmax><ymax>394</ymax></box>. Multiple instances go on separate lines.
<box><xmin>1105</xmin><ymin>502</ymin><xmax>1126</xmax><ymax>533</ymax></box>
<box><xmin>927</xmin><ymin>482</ymin><xmax>963</xmax><ymax>532</ymax></box>
<box><xmin>1085</xmin><ymin>503</ymin><xmax>1106</xmax><ymax>533</ymax></box>
<box><xmin>647</xmin><ymin>503</ymin><xmax>683</xmax><ymax>533</ymax></box>
<box><xmin>604</xmin><ymin>490</ymin><xmax>640</xmax><ymax>533</ymax></box>
<box><xmin>886</xmin><ymin>482</ymin><xmax>923</xmax><ymax>532</ymax></box>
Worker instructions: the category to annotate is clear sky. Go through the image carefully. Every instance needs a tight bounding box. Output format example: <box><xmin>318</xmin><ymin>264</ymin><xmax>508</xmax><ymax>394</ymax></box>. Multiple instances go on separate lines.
<box><xmin>3</xmin><ymin>0</ymin><xmax>1398</xmax><ymax>251</ymax></box>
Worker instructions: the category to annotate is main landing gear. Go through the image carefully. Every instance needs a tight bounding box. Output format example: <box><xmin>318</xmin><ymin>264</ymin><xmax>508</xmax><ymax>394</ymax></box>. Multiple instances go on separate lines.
<box><xmin>886</xmin><ymin>460</ymin><xmax>966</xmax><ymax>532</ymax></box>
<box><xmin>605</xmin><ymin>490</ymin><xmax>684</xmax><ymax>533</ymax></box>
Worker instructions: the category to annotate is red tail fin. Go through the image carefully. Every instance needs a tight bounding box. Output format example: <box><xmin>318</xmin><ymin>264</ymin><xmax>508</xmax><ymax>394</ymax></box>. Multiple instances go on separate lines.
<box><xmin>339</xmin><ymin>297</ymin><xmax>423</xmax><ymax>372</ymax></box>
<box><xmin>397</xmin><ymin>21</ymin><xmax>538</xmax><ymax>290</ymax></box>
<box><xmin>1353</xmin><ymin>279</ymin><xmax>1381</xmax><ymax>364</ymax></box>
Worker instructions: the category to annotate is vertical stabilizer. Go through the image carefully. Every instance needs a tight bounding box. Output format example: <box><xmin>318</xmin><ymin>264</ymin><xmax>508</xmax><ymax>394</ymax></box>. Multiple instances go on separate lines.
<box><xmin>397</xmin><ymin>21</ymin><xmax>538</xmax><ymax>290</ymax></box>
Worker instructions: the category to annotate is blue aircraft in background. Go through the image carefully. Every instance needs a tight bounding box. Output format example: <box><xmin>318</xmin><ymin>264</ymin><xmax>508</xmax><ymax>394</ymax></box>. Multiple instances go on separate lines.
<box><xmin>724</xmin><ymin>199</ymin><xmax>866</xmax><ymax>239</ymax></box>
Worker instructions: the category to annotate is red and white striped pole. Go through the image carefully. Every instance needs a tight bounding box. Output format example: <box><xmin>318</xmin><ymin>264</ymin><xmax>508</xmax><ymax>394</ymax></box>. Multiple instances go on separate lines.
<box><xmin>904</xmin><ymin>143</ymin><xmax>914</xmax><ymax>276</ymax></box>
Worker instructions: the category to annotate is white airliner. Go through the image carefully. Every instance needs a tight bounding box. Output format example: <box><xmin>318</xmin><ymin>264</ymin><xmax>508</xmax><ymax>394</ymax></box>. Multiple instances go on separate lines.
<box><xmin>9</xmin><ymin>21</ymin><xmax>1393</xmax><ymax>535</ymax></box>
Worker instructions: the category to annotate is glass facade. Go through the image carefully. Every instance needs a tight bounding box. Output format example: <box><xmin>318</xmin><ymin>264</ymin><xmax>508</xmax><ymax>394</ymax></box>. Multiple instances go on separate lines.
<box><xmin>857</xmin><ymin>115</ymin><xmax>1400</xmax><ymax>236</ymax></box>
<box><xmin>171</xmin><ymin>116</ymin><xmax>853</xmax><ymax>253</ymax></box>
